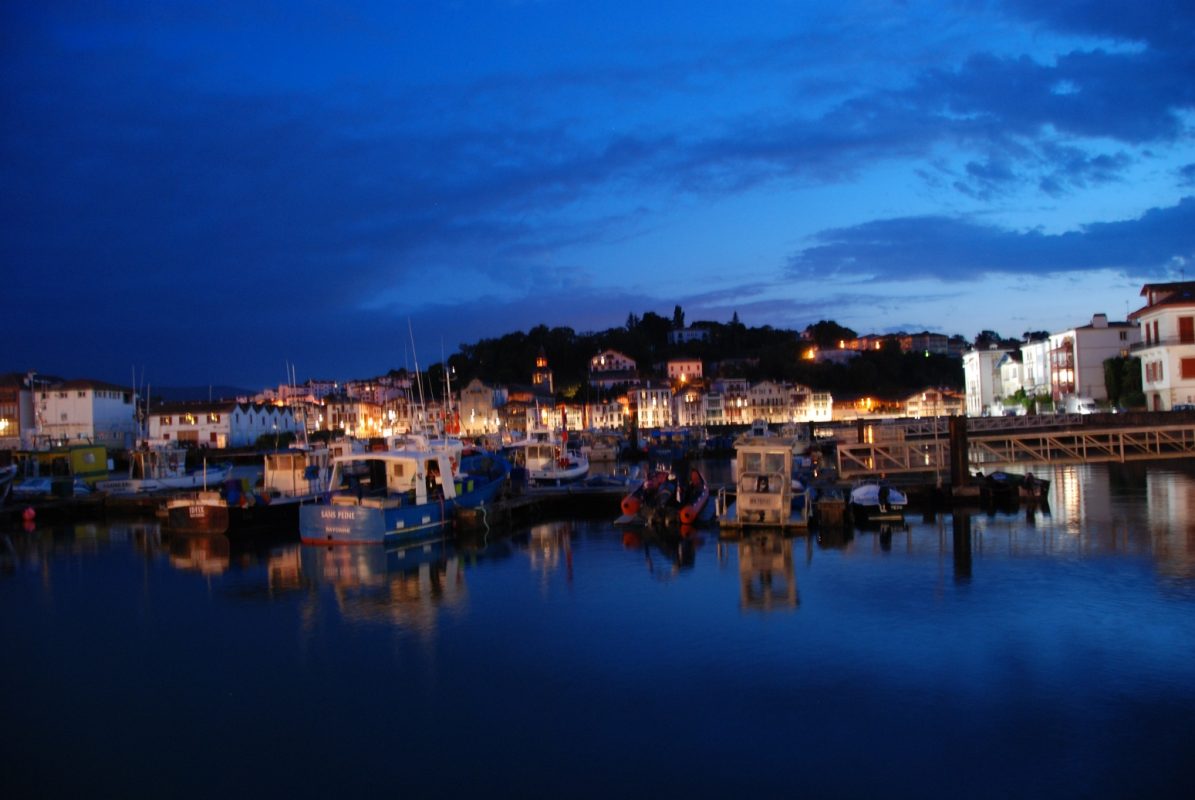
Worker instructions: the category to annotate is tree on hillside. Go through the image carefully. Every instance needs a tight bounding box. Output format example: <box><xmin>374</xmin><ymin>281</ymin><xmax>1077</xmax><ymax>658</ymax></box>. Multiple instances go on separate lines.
<box><xmin>673</xmin><ymin>305</ymin><xmax>685</xmax><ymax>329</ymax></box>
<box><xmin>804</xmin><ymin>320</ymin><xmax>857</xmax><ymax>349</ymax></box>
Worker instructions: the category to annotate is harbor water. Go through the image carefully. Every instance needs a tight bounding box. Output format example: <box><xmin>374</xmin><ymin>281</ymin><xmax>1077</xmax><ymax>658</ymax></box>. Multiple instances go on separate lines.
<box><xmin>2</xmin><ymin>460</ymin><xmax>1194</xmax><ymax>798</ymax></box>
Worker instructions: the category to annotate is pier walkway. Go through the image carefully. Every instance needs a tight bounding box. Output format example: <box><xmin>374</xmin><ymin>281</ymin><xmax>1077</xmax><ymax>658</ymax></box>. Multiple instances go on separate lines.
<box><xmin>833</xmin><ymin>412</ymin><xmax>1195</xmax><ymax>479</ymax></box>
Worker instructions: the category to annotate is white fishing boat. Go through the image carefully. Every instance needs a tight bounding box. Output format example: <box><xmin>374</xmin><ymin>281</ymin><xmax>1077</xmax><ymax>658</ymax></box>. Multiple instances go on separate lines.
<box><xmin>97</xmin><ymin>446</ymin><xmax>232</xmax><ymax>494</ymax></box>
<box><xmin>503</xmin><ymin>427</ymin><xmax>589</xmax><ymax>486</ymax></box>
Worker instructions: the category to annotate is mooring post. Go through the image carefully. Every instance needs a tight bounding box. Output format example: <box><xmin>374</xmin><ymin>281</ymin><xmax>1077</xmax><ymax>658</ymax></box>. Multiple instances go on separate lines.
<box><xmin>949</xmin><ymin>415</ymin><xmax>969</xmax><ymax>486</ymax></box>
<box><xmin>952</xmin><ymin>512</ymin><xmax>972</xmax><ymax>583</ymax></box>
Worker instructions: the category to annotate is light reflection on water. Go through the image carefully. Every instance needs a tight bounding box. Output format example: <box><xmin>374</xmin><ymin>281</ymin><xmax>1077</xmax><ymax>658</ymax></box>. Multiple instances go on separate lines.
<box><xmin>2</xmin><ymin>461</ymin><xmax>1195</xmax><ymax>798</ymax></box>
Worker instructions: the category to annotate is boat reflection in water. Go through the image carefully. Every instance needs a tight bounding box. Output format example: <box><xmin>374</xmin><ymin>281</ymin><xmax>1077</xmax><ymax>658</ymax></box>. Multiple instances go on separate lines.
<box><xmin>735</xmin><ymin>531</ymin><xmax>798</xmax><ymax>611</ymax></box>
<box><xmin>524</xmin><ymin>522</ymin><xmax>574</xmax><ymax>581</ymax></box>
<box><xmin>620</xmin><ymin>525</ymin><xmax>699</xmax><ymax>579</ymax></box>
<box><xmin>168</xmin><ymin>531</ymin><xmax>230</xmax><ymax>575</ymax></box>
<box><xmin>299</xmin><ymin>538</ymin><xmax>465</xmax><ymax>631</ymax></box>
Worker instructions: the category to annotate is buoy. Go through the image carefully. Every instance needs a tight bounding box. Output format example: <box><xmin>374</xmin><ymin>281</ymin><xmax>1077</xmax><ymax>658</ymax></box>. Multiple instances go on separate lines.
<box><xmin>23</xmin><ymin>507</ymin><xmax>36</xmax><ymax>522</ymax></box>
<box><xmin>679</xmin><ymin>506</ymin><xmax>696</xmax><ymax>525</ymax></box>
<box><xmin>621</xmin><ymin>496</ymin><xmax>640</xmax><ymax>516</ymax></box>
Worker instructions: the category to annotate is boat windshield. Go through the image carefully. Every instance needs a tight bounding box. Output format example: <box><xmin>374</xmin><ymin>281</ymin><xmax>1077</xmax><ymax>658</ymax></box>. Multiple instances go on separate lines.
<box><xmin>740</xmin><ymin>450</ymin><xmax>788</xmax><ymax>475</ymax></box>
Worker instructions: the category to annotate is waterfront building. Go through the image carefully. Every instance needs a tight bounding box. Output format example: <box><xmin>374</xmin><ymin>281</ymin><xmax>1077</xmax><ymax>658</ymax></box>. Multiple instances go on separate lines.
<box><xmin>674</xmin><ymin>385</ymin><xmax>705</xmax><ymax>427</ymax></box>
<box><xmin>322</xmin><ymin>394</ymin><xmax>382</xmax><ymax>438</ymax></box>
<box><xmin>667</xmin><ymin>325</ymin><xmax>709</xmax><ymax>345</ymax></box>
<box><xmin>0</xmin><ymin>373</ymin><xmax>36</xmax><ymax>449</ymax></box>
<box><xmin>588</xmin><ymin>350</ymin><xmax>638</xmax><ymax>390</ymax></box>
<box><xmin>712</xmin><ymin>378</ymin><xmax>750</xmax><ymax>425</ymax></box>
<box><xmin>1130</xmin><ymin>281</ymin><xmax>1195</xmax><ymax>410</ymax></box>
<box><xmin>147</xmin><ymin>401</ymin><xmax>298</xmax><ymax>448</ymax></box>
<box><xmin>530</xmin><ymin>401</ymin><xmax>584</xmax><ymax>433</ymax></box>
<box><xmin>996</xmin><ymin>350</ymin><xmax>1024</xmax><ymax>401</ymax></box>
<box><xmin>666</xmin><ymin>358</ymin><xmax>703</xmax><ymax>385</ymax></box>
<box><xmin>703</xmin><ymin>392</ymin><xmax>725</xmax><ymax>427</ymax></box>
<box><xmin>904</xmin><ymin>388</ymin><xmax>965</xmax><ymax>418</ymax></box>
<box><xmin>809</xmin><ymin>347</ymin><xmax>861</xmax><ymax>366</ymax></box>
<box><xmin>1048</xmin><ymin>313</ymin><xmax>1138</xmax><ymax>402</ymax></box>
<box><xmin>962</xmin><ymin>346</ymin><xmax>1012</xmax><ymax>417</ymax></box>
<box><xmin>459</xmin><ymin>378</ymin><xmax>500</xmax><ymax>436</ymax></box>
<box><xmin>806</xmin><ymin>391</ymin><xmax>834</xmax><ymax>422</ymax></box>
<box><xmin>633</xmin><ymin>383</ymin><xmax>674</xmax><ymax>429</ymax></box>
<box><xmin>587</xmin><ymin>398</ymin><xmax>626</xmax><ymax>432</ymax></box>
<box><xmin>900</xmin><ymin>331</ymin><xmax>950</xmax><ymax>356</ymax></box>
<box><xmin>532</xmin><ymin>347</ymin><xmax>554</xmax><ymax>395</ymax></box>
<box><xmin>34</xmin><ymin>378</ymin><xmax>137</xmax><ymax>448</ymax></box>
<box><xmin>841</xmin><ymin>334</ymin><xmax>894</xmax><ymax>351</ymax></box>
<box><xmin>1020</xmin><ymin>337</ymin><xmax>1051</xmax><ymax>399</ymax></box>
<box><xmin>747</xmin><ymin>381</ymin><xmax>789</xmax><ymax>423</ymax></box>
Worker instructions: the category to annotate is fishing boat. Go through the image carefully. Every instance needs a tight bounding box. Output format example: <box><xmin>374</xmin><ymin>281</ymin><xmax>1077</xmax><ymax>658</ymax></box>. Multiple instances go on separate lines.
<box><xmin>578</xmin><ymin>431</ymin><xmax>621</xmax><ymax>463</ymax></box>
<box><xmin>163</xmin><ymin>490</ymin><xmax>228</xmax><ymax>534</ymax></box>
<box><xmin>164</xmin><ymin>447</ymin><xmax>337</xmax><ymax>535</ymax></box>
<box><xmin>717</xmin><ymin>425</ymin><xmax>811</xmax><ymax>533</ymax></box>
<box><xmin>503</xmin><ymin>427</ymin><xmax>589</xmax><ymax>486</ymax></box>
<box><xmin>298</xmin><ymin>447</ymin><xmax>510</xmax><ymax>545</ymax></box>
<box><xmin>849</xmin><ymin>481</ymin><xmax>907</xmax><ymax>523</ymax></box>
<box><xmin>97</xmin><ymin>446</ymin><xmax>232</xmax><ymax>495</ymax></box>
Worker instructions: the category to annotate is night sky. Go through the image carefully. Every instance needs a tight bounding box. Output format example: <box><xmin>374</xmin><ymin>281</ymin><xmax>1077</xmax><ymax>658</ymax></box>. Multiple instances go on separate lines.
<box><xmin>5</xmin><ymin>1</ymin><xmax>1193</xmax><ymax>389</ymax></box>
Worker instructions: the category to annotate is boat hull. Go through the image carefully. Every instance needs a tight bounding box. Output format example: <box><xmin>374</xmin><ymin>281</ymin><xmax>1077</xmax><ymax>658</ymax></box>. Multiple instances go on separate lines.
<box><xmin>298</xmin><ymin>471</ymin><xmax>506</xmax><ymax>545</ymax></box>
<box><xmin>718</xmin><ymin>498</ymin><xmax>810</xmax><ymax>533</ymax></box>
<box><xmin>165</xmin><ymin>499</ymin><xmax>230</xmax><ymax>535</ymax></box>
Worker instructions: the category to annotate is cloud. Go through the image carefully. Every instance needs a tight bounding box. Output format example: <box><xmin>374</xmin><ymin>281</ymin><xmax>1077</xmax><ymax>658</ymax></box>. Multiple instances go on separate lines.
<box><xmin>1180</xmin><ymin>164</ymin><xmax>1195</xmax><ymax>188</ymax></box>
<box><xmin>788</xmin><ymin>197</ymin><xmax>1195</xmax><ymax>280</ymax></box>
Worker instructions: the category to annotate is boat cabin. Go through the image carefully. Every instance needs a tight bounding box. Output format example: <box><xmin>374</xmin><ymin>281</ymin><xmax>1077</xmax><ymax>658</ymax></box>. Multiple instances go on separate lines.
<box><xmin>717</xmin><ymin>425</ymin><xmax>811</xmax><ymax>532</ymax></box>
<box><xmin>263</xmin><ymin>448</ymin><xmax>333</xmax><ymax>498</ymax></box>
<box><xmin>734</xmin><ymin>438</ymin><xmax>795</xmax><ymax>526</ymax></box>
<box><xmin>326</xmin><ymin>450</ymin><xmax>465</xmax><ymax>508</ymax></box>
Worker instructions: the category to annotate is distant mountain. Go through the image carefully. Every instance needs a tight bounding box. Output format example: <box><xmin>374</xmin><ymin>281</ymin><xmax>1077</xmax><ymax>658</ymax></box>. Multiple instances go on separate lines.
<box><xmin>147</xmin><ymin>385</ymin><xmax>256</xmax><ymax>402</ymax></box>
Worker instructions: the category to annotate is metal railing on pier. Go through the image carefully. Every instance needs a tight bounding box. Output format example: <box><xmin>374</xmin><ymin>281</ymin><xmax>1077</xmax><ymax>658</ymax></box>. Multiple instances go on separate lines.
<box><xmin>835</xmin><ymin>418</ymin><xmax>1195</xmax><ymax>478</ymax></box>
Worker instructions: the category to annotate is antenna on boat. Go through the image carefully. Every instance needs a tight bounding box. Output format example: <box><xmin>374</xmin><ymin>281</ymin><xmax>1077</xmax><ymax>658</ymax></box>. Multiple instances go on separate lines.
<box><xmin>408</xmin><ymin>318</ymin><xmax>428</xmax><ymax>433</ymax></box>
<box><xmin>441</xmin><ymin>337</ymin><xmax>455</xmax><ymax>436</ymax></box>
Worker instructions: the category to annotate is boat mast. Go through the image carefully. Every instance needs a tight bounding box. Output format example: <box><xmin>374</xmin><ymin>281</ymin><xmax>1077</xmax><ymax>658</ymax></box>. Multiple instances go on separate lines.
<box><xmin>441</xmin><ymin>338</ymin><xmax>455</xmax><ymax>436</ymax></box>
<box><xmin>408</xmin><ymin>319</ymin><xmax>427</xmax><ymax>434</ymax></box>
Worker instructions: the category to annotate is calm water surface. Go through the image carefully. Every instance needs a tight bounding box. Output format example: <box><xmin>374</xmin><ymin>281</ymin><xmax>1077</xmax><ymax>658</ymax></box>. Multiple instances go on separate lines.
<box><xmin>3</xmin><ymin>461</ymin><xmax>1194</xmax><ymax>799</ymax></box>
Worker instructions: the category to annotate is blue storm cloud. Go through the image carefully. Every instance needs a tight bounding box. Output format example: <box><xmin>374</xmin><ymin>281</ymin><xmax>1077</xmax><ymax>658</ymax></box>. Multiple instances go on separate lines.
<box><xmin>2</xmin><ymin>1</ymin><xmax>1193</xmax><ymax>386</ymax></box>
<box><xmin>788</xmin><ymin>197</ymin><xmax>1195</xmax><ymax>280</ymax></box>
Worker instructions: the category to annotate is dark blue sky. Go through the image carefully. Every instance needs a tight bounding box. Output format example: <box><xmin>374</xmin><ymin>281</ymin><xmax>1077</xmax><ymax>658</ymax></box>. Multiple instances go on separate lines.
<box><xmin>5</xmin><ymin>1</ymin><xmax>1193</xmax><ymax>389</ymax></box>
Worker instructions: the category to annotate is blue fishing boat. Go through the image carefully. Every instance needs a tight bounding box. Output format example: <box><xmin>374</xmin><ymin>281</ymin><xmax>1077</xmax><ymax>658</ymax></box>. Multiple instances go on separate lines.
<box><xmin>299</xmin><ymin>447</ymin><xmax>510</xmax><ymax>545</ymax></box>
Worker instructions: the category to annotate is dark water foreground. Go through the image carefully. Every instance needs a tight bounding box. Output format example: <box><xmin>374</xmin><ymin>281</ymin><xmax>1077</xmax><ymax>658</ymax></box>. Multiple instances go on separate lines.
<box><xmin>2</xmin><ymin>462</ymin><xmax>1194</xmax><ymax>799</ymax></box>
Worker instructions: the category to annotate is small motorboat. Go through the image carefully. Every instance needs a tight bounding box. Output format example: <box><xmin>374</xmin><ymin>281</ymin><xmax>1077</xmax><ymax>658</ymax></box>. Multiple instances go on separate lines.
<box><xmin>849</xmin><ymin>482</ymin><xmax>907</xmax><ymax>523</ymax></box>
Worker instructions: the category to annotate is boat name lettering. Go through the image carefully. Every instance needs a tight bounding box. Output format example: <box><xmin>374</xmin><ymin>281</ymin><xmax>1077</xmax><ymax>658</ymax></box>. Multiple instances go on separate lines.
<box><xmin>319</xmin><ymin>510</ymin><xmax>358</xmax><ymax>520</ymax></box>
<box><xmin>188</xmin><ymin>507</ymin><xmax>207</xmax><ymax>518</ymax></box>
